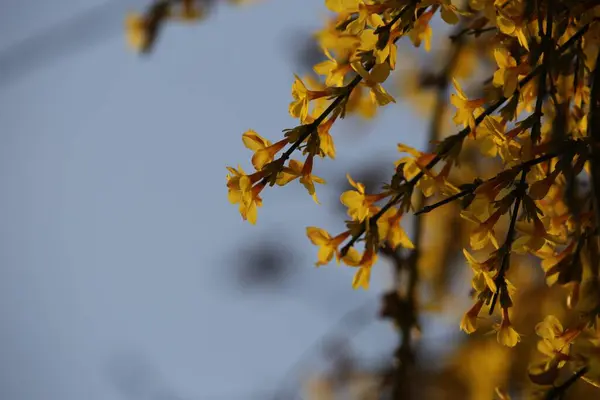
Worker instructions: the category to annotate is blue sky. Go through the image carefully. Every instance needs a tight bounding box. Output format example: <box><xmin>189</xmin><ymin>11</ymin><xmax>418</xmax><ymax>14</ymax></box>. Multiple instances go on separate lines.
<box><xmin>0</xmin><ymin>1</ymin><xmax>450</xmax><ymax>399</ymax></box>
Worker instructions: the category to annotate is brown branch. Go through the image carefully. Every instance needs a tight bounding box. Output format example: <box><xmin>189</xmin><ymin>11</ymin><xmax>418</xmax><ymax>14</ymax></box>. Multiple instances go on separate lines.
<box><xmin>544</xmin><ymin>366</ymin><xmax>588</xmax><ymax>400</ymax></box>
<box><xmin>489</xmin><ymin>168</ymin><xmax>528</xmax><ymax>315</ymax></box>
<box><xmin>414</xmin><ymin>149</ymin><xmax>563</xmax><ymax>216</ymax></box>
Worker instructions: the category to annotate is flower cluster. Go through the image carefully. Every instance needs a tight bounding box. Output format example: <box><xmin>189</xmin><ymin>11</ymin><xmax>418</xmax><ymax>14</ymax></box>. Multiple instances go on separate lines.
<box><xmin>128</xmin><ymin>0</ymin><xmax>600</xmax><ymax>393</ymax></box>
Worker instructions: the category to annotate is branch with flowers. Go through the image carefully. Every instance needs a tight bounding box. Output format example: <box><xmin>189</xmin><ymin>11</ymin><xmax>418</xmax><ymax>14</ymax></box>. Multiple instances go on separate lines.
<box><xmin>127</xmin><ymin>0</ymin><xmax>600</xmax><ymax>396</ymax></box>
<box><xmin>236</xmin><ymin>0</ymin><xmax>598</xmax><ymax>394</ymax></box>
<box><xmin>228</xmin><ymin>0</ymin><xmax>600</xmax><ymax>392</ymax></box>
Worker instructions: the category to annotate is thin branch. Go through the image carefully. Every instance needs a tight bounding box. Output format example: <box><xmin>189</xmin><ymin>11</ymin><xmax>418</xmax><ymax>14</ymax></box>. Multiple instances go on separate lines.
<box><xmin>489</xmin><ymin>168</ymin><xmax>528</xmax><ymax>315</ymax></box>
<box><xmin>415</xmin><ymin>151</ymin><xmax>563</xmax><ymax>215</ymax></box>
<box><xmin>544</xmin><ymin>366</ymin><xmax>589</xmax><ymax>400</ymax></box>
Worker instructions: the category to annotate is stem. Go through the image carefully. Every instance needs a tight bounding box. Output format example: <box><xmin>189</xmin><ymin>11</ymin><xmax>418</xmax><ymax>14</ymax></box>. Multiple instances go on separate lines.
<box><xmin>414</xmin><ymin>150</ymin><xmax>562</xmax><ymax>215</ymax></box>
<box><xmin>489</xmin><ymin>169</ymin><xmax>528</xmax><ymax>315</ymax></box>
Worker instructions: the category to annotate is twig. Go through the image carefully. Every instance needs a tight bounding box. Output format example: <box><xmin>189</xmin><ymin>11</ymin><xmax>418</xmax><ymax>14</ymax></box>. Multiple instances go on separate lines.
<box><xmin>415</xmin><ymin>151</ymin><xmax>562</xmax><ymax>215</ymax></box>
<box><xmin>544</xmin><ymin>366</ymin><xmax>588</xmax><ymax>400</ymax></box>
<box><xmin>489</xmin><ymin>168</ymin><xmax>528</xmax><ymax>315</ymax></box>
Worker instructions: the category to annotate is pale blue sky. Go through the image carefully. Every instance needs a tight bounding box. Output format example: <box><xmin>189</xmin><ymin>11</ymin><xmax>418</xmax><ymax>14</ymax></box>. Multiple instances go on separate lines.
<box><xmin>0</xmin><ymin>1</ymin><xmax>458</xmax><ymax>399</ymax></box>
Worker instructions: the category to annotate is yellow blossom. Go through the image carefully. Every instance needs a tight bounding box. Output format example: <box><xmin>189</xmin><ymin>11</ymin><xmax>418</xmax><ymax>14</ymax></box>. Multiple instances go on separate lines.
<box><xmin>451</xmin><ymin>78</ymin><xmax>485</xmax><ymax>136</ymax></box>
<box><xmin>409</xmin><ymin>9</ymin><xmax>434</xmax><ymax>51</ymax></box>
<box><xmin>340</xmin><ymin>174</ymin><xmax>388</xmax><ymax>222</ymax></box>
<box><xmin>324</xmin><ymin>0</ymin><xmax>360</xmax><ymax>13</ymax></box>
<box><xmin>226</xmin><ymin>165</ymin><xmax>266</xmax><ymax>224</ymax></box>
<box><xmin>289</xmin><ymin>75</ymin><xmax>335</xmax><ymax>122</ymax></box>
<box><xmin>463</xmin><ymin>249</ymin><xmax>497</xmax><ymax>293</ymax></box>
<box><xmin>313</xmin><ymin>47</ymin><xmax>352</xmax><ymax>87</ymax></box>
<box><xmin>242</xmin><ymin>130</ymin><xmax>288</xmax><ymax>170</ymax></box>
<box><xmin>495</xmin><ymin>309</ymin><xmax>521</xmax><ymax>347</ymax></box>
<box><xmin>461</xmin><ymin>300</ymin><xmax>484</xmax><ymax>334</ymax></box>
<box><xmin>492</xmin><ymin>48</ymin><xmax>526</xmax><ymax>98</ymax></box>
<box><xmin>351</xmin><ymin>62</ymin><xmax>396</xmax><ymax>106</ymax></box>
<box><xmin>125</xmin><ymin>13</ymin><xmax>148</xmax><ymax>51</ymax></box>
<box><xmin>376</xmin><ymin>207</ymin><xmax>414</xmax><ymax>250</ymax></box>
<box><xmin>307</xmin><ymin>227</ymin><xmax>351</xmax><ymax>266</ymax></box>
<box><xmin>277</xmin><ymin>158</ymin><xmax>326</xmax><ymax>203</ymax></box>
<box><xmin>342</xmin><ymin>247</ymin><xmax>378</xmax><ymax>290</ymax></box>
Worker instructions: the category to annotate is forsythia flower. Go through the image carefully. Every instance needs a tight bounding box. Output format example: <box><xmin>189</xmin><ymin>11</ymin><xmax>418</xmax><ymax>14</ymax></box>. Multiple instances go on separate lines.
<box><xmin>496</xmin><ymin>10</ymin><xmax>530</xmax><ymax>50</ymax></box>
<box><xmin>376</xmin><ymin>207</ymin><xmax>414</xmax><ymax>250</ymax></box>
<box><xmin>226</xmin><ymin>166</ymin><xmax>266</xmax><ymax>224</ymax></box>
<box><xmin>306</xmin><ymin>227</ymin><xmax>351</xmax><ymax>266</ymax></box>
<box><xmin>346</xmin><ymin>2</ymin><xmax>384</xmax><ymax>35</ymax></box>
<box><xmin>340</xmin><ymin>174</ymin><xmax>388</xmax><ymax>222</ymax></box>
<box><xmin>242</xmin><ymin>130</ymin><xmax>288</xmax><ymax>170</ymax></box>
<box><xmin>277</xmin><ymin>158</ymin><xmax>326</xmax><ymax>204</ymax></box>
<box><xmin>493</xmin><ymin>48</ymin><xmax>526</xmax><ymax>98</ymax></box>
<box><xmin>495</xmin><ymin>308</ymin><xmax>521</xmax><ymax>347</ymax></box>
<box><xmin>342</xmin><ymin>247</ymin><xmax>378</xmax><ymax>290</ymax></box>
<box><xmin>463</xmin><ymin>249</ymin><xmax>497</xmax><ymax>293</ymax></box>
<box><xmin>396</xmin><ymin>144</ymin><xmax>439</xmax><ymax>197</ymax></box>
<box><xmin>409</xmin><ymin>9</ymin><xmax>434</xmax><ymax>52</ymax></box>
<box><xmin>451</xmin><ymin>78</ymin><xmax>485</xmax><ymax>136</ymax></box>
<box><xmin>289</xmin><ymin>75</ymin><xmax>335</xmax><ymax>122</ymax></box>
<box><xmin>313</xmin><ymin>47</ymin><xmax>352</xmax><ymax>87</ymax></box>
<box><xmin>351</xmin><ymin>62</ymin><xmax>396</xmax><ymax>106</ymax></box>
<box><xmin>324</xmin><ymin>0</ymin><xmax>360</xmax><ymax>13</ymax></box>
<box><xmin>461</xmin><ymin>299</ymin><xmax>484</xmax><ymax>334</ymax></box>
<box><xmin>125</xmin><ymin>13</ymin><xmax>148</xmax><ymax>51</ymax></box>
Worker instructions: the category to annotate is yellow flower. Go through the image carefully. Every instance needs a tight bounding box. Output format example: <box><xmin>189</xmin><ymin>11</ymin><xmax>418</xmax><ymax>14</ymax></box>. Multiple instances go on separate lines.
<box><xmin>340</xmin><ymin>174</ymin><xmax>388</xmax><ymax>222</ymax></box>
<box><xmin>313</xmin><ymin>47</ymin><xmax>352</xmax><ymax>87</ymax></box>
<box><xmin>226</xmin><ymin>166</ymin><xmax>266</xmax><ymax>224</ymax></box>
<box><xmin>346</xmin><ymin>2</ymin><xmax>383</xmax><ymax>35</ymax></box>
<box><xmin>473</xmin><ymin>116</ymin><xmax>507</xmax><ymax>158</ymax></box>
<box><xmin>495</xmin><ymin>309</ymin><xmax>521</xmax><ymax>347</ymax></box>
<box><xmin>359</xmin><ymin>28</ymin><xmax>398</xmax><ymax>68</ymax></box>
<box><xmin>408</xmin><ymin>9</ymin><xmax>434</xmax><ymax>52</ymax></box>
<box><xmin>289</xmin><ymin>75</ymin><xmax>335</xmax><ymax>122</ymax></box>
<box><xmin>396</xmin><ymin>143</ymin><xmax>439</xmax><ymax>196</ymax></box>
<box><xmin>492</xmin><ymin>48</ymin><xmax>526</xmax><ymax>98</ymax></box>
<box><xmin>345</xmin><ymin>85</ymin><xmax>378</xmax><ymax>119</ymax></box>
<box><xmin>342</xmin><ymin>247</ymin><xmax>378</xmax><ymax>290</ymax></box>
<box><xmin>242</xmin><ymin>130</ymin><xmax>288</xmax><ymax>171</ymax></box>
<box><xmin>315</xmin><ymin>16</ymin><xmax>361</xmax><ymax>55</ymax></box>
<box><xmin>463</xmin><ymin>249</ymin><xmax>497</xmax><ymax>293</ymax></box>
<box><xmin>471</xmin><ymin>208</ymin><xmax>503</xmax><ymax>249</ymax></box>
<box><xmin>536</xmin><ymin>315</ymin><xmax>564</xmax><ymax>339</ymax></box>
<box><xmin>535</xmin><ymin>315</ymin><xmax>580</xmax><ymax>368</ymax></box>
<box><xmin>460</xmin><ymin>300</ymin><xmax>484</xmax><ymax>334</ymax></box>
<box><xmin>512</xmin><ymin>217</ymin><xmax>558</xmax><ymax>253</ymax></box>
<box><xmin>451</xmin><ymin>78</ymin><xmax>485</xmax><ymax>136</ymax></box>
<box><xmin>528</xmin><ymin>168</ymin><xmax>561</xmax><ymax>201</ymax></box>
<box><xmin>125</xmin><ymin>13</ymin><xmax>148</xmax><ymax>51</ymax></box>
<box><xmin>306</xmin><ymin>227</ymin><xmax>351</xmax><ymax>266</ymax></box>
<box><xmin>350</xmin><ymin>62</ymin><xmax>396</xmax><ymax>106</ymax></box>
<box><xmin>277</xmin><ymin>158</ymin><xmax>325</xmax><ymax>203</ymax></box>
<box><xmin>376</xmin><ymin>208</ymin><xmax>414</xmax><ymax>250</ymax></box>
<box><xmin>317</xmin><ymin>118</ymin><xmax>337</xmax><ymax>159</ymax></box>
<box><xmin>324</xmin><ymin>0</ymin><xmax>360</xmax><ymax>13</ymax></box>
<box><xmin>496</xmin><ymin>11</ymin><xmax>529</xmax><ymax>50</ymax></box>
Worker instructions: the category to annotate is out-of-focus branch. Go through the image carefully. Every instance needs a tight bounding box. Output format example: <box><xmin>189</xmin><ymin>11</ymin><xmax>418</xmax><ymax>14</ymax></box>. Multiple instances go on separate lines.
<box><xmin>378</xmin><ymin>25</ymin><xmax>467</xmax><ymax>399</ymax></box>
